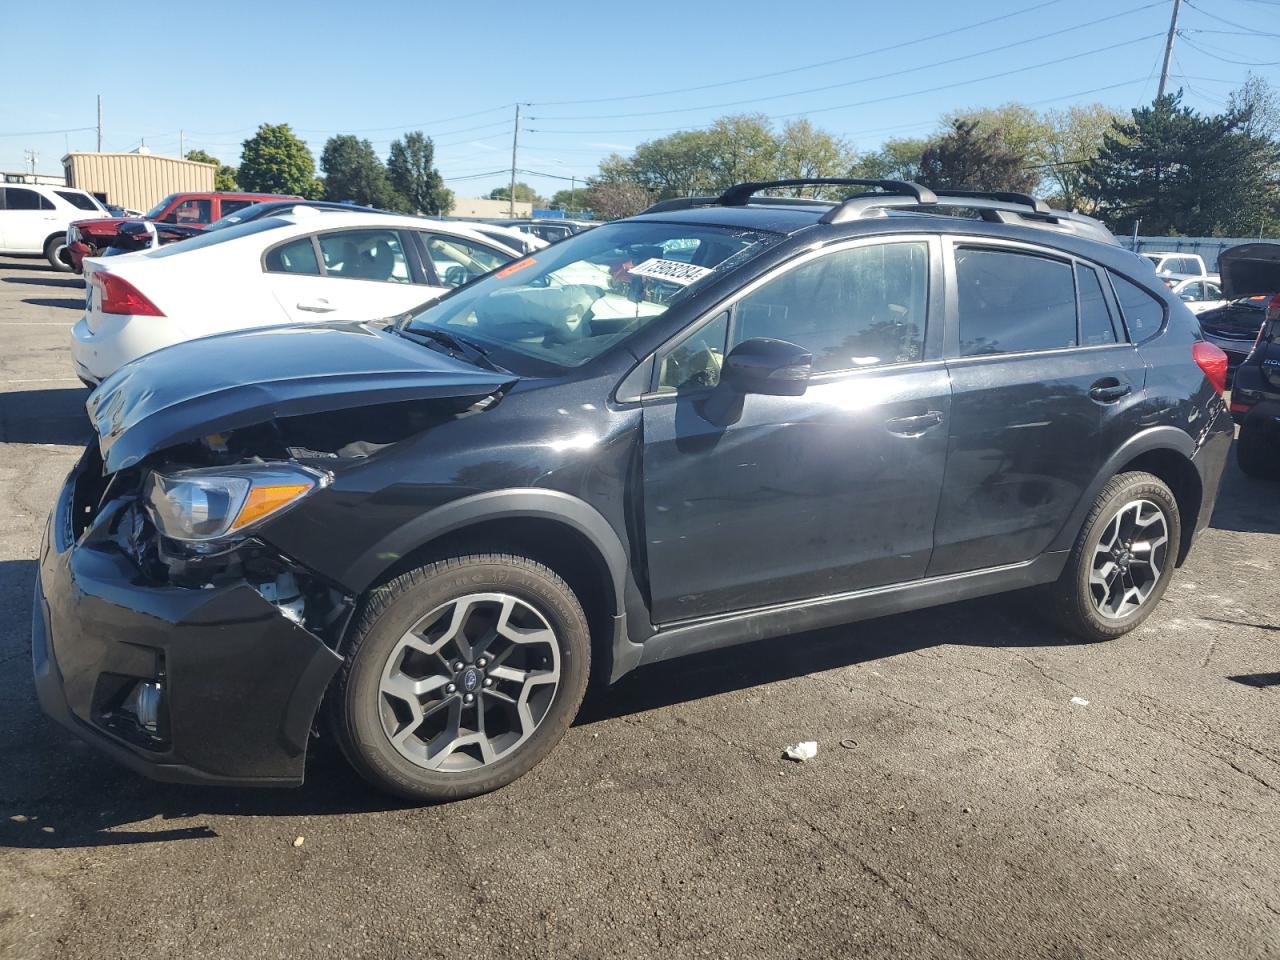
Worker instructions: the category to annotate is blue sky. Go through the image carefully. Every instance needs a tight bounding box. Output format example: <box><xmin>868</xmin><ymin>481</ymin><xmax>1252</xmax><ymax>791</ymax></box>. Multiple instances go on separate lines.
<box><xmin>2</xmin><ymin>0</ymin><xmax>1276</xmax><ymax>198</ymax></box>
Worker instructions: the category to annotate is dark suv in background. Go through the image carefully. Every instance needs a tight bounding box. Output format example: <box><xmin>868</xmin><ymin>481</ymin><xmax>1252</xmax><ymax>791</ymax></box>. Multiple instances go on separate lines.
<box><xmin>1220</xmin><ymin>243</ymin><xmax>1280</xmax><ymax>477</ymax></box>
<box><xmin>34</xmin><ymin>179</ymin><xmax>1232</xmax><ymax>803</ymax></box>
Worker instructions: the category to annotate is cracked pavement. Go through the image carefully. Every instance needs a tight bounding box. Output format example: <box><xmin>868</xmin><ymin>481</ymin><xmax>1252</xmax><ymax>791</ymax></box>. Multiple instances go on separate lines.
<box><xmin>0</xmin><ymin>255</ymin><xmax>1276</xmax><ymax>959</ymax></box>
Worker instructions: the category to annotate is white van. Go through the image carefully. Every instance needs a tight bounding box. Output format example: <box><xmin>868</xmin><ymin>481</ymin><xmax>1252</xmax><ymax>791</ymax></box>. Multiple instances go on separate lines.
<box><xmin>0</xmin><ymin>184</ymin><xmax>111</xmax><ymax>270</ymax></box>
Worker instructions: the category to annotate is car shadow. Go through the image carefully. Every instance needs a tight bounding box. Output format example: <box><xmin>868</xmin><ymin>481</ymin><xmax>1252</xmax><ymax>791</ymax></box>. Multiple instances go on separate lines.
<box><xmin>21</xmin><ymin>296</ymin><xmax>83</xmax><ymax>310</ymax></box>
<box><xmin>0</xmin><ymin>259</ymin><xmax>59</xmax><ymax>273</ymax></box>
<box><xmin>0</xmin><ymin>388</ymin><xmax>91</xmax><ymax>444</ymax></box>
<box><xmin>3</xmin><ymin>276</ymin><xmax>82</xmax><ymax>289</ymax></box>
<box><xmin>1209</xmin><ymin>447</ymin><xmax>1280</xmax><ymax>535</ymax></box>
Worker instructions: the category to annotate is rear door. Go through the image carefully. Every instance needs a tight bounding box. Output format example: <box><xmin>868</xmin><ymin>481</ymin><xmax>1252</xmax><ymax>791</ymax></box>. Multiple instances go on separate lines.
<box><xmin>0</xmin><ymin>187</ymin><xmax>58</xmax><ymax>252</ymax></box>
<box><xmin>264</xmin><ymin>227</ymin><xmax>442</xmax><ymax>322</ymax></box>
<box><xmin>929</xmin><ymin>239</ymin><xmax>1145</xmax><ymax>576</ymax></box>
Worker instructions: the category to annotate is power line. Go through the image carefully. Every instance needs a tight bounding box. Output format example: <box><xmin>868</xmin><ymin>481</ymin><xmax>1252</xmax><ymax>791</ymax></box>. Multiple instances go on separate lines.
<box><xmin>1183</xmin><ymin>0</ymin><xmax>1280</xmax><ymax>36</ymax></box>
<box><xmin>1179</xmin><ymin>34</ymin><xmax>1280</xmax><ymax>66</ymax></box>
<box><xmin>531</xmin><ymin>33</ymin><xmax>1163</xmax><ymax>136</ymax></box>
<box><xmin>0</xmin><ymin>125</ymin><xmax>96</xmax><ymax>138</ymax></box>
<box><xmin>529</xmin><ymin>0</ymin><xmax>1071</xmax><ymax>107</ymax></box>
<box><xmin>531</xmin><ymin>5</ymin><xmax>1164</xmax><ymax>121</ymax></box>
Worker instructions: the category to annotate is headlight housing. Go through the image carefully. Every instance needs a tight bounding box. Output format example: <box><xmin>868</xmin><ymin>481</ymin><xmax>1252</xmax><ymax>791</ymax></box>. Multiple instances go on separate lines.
<box><xmin>143</xmin><ymin>464</ymin><xmax>328</xmax><ymax>544</ymax></box>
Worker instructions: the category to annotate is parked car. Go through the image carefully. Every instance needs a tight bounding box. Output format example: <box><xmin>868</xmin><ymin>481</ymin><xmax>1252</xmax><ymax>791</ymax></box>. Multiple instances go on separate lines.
<box><xmin>1140</xmin><ymin>251</ymin><xmax>1213</xmax><ymax>285</ymax></box>
<box><xmin>71</xmin><ymin>209</ymin><xmax>520</xmax><ymax>384</ymax></box>
<box><xmin>66</xmin><ymin>191</ymin><xmax>297</xmax><ymax>272</ymax></box>
<box><xmin>35</xmin><ymin>178</ymin><xmax>1232</xmax><ymax>803</ymax></box>
<box><xmin>464</xmin><ymin>221</ymin><xmax>549</xmax><ymax>254</ymax></box>
<box><xmin>484</xmin><ymin>217</ymin><xmax>596</xmax><ymax>243</ymax></box>
<box><xmin>1170</xmin><ymin>276</ymin><xmax>1226</xmax><ymax>314</ymax></box>
<box><xmin>1196</xmin><ymin>243</ymin><xmax>1280</xmax><ymax>385</ymax></box>
<box><xmin>203</xmin><ymin>199</ymin><xmax>380</xmax><ymax>232</ymax></box>
<box><xmin>0</xmin><ymin>184</ymin><xmax>111</xmax><ymax>270</ymax></box>
<box><xmin>1215</xmin><ymin>243</ymin><xmax>1280</xmax><ymax>477</ymax></box>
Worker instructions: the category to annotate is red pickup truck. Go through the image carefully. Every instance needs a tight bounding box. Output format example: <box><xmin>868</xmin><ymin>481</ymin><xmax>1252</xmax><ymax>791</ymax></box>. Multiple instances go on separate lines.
<box><xmin>66</xmin><ymin>191</ymin><xmax>298</xmax><ymax>272</ymax></box>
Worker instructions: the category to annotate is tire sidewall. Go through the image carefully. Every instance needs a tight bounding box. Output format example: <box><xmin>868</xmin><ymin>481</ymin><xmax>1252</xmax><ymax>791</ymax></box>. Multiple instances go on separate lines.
<box><xmin>1071</xmin><ymin>476</ymin><xmax>1181</xmax><ymax>638</ymax></box>
<box><xmin>44</xmin><ymin>235</ymin><xmax>71</xmax><ymax>272</ymax></box>
<box><xmin>341</xmin><ymin>558</ymin><xmax>590</xmax><ymax>802</ymax></box>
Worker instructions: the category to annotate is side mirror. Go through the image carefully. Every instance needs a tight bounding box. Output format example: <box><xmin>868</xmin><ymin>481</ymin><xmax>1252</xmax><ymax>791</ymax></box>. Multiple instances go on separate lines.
<box><xmin>722</xmin><ymin>337</ymin><xmax>813</xmax><ymax>397</ymax></box>
<box><xmin>700</xmin><ymin>338</ymin><xmax>812</xmax><ymax>427</ymax></box>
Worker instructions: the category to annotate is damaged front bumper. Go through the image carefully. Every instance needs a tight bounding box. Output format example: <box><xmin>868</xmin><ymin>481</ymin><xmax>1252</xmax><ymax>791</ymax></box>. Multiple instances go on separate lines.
<box><xmin>32</xmin><ymin>449</ymin><xmax>346</xmax><ymax>787</ymax></box>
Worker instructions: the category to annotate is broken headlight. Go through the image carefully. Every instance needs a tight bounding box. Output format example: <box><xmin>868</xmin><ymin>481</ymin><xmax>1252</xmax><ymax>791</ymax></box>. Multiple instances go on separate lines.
<box><xmin>144</xmin><ymin>464</ymin><xmax>328</xmax><ymax>543</ymax></box>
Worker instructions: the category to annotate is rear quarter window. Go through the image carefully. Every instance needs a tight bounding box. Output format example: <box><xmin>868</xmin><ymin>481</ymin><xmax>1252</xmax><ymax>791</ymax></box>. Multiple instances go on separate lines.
<box><xmin>1108</xmin><ymin>273</ymin><xmax>1166</xmax><ymax>342</ymax></box>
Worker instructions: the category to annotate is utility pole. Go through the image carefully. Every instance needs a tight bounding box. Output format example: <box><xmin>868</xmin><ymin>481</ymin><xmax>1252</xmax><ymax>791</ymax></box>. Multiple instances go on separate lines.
<box><xmin>24</xmin><ymin>149</ymin><xmax>38</xmax><ymax>175</ymax></box>
<box><xmin>179</xmin><ymin>129</ymin><xmax>184</xmax><ymax>158</ymax></box>
<box><xmin>1156</xmin><ymin>0</ymin><xmax>1182</xmax><ymax>100</ymax></box>
<box><xmin>96</xmin><ymin>94</ymin><xmax>102</xmax><ymax>152</ymax></box>
<box><xmin>508</xmin><ymin>104</ymin><xmax>520</xmax><ymax>219</ymax></box>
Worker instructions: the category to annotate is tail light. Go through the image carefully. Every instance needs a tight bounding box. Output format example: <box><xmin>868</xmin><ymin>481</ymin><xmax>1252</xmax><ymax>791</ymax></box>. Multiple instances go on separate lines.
<box><xmin>1191</xmin><ymin>340</ymin><xmax>1228</xmax><ymax>395</ymax></box>
<box><xmin>1267</xmin><ymin>293</ymin><xmax>1280</xmax><ymax>323</ymax></box>
<box><xmin>90</xmin><ymin>271</ymin><xmax>164</xmax><ymax>317</ymax></box>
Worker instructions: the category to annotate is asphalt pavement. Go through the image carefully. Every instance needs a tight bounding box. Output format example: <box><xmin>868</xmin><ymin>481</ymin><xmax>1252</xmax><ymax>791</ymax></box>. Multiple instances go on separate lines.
<box><xmin>0</xmin><ymin>254</ymin><xmax>1276</xmax><ymax>960</ymax></box>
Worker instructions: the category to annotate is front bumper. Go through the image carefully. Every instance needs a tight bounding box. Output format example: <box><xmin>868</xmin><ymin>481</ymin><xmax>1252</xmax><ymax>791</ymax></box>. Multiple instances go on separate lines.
<box><xmin>33</xmin><ymin>454</ymin><xmax>343</xmax><ymax>787</ymax></box>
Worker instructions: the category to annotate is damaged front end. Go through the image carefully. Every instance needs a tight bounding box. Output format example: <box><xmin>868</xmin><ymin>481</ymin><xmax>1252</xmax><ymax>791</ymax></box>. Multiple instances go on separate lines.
<box><xmin>35</xmin><ymin>322</ymin><xmax>513</xmax><ymax>785</ymax></box>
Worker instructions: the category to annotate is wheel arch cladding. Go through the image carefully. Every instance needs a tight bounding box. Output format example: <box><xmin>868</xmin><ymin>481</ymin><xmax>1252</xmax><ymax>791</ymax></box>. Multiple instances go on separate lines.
<box><xmin>1053</xmin><ymin>426</ymin><xmax>1201</xmax><ymax>565</ymax></box>
<box><xmin>342</xmin><ymin>489</ymin><xmax>629</xmax><ymax>676</ymax></box>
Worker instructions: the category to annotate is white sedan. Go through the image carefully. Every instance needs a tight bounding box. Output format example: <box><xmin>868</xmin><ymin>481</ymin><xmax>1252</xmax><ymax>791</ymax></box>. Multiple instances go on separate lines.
<box><xmin>1170</xmin><ymin>276</ymin><xmax>1228</xmax><ymax>315</ymax></box>
<box><xmin>71</xmin><ymin>208</ymin><xmax>521</xmax><ymax>384</ymax></box>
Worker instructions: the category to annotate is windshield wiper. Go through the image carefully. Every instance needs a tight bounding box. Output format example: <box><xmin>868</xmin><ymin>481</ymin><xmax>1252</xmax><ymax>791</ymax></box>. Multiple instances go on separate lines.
<box><xmin>396</xmin><ymin>326</ymin><xmax>505</xmax><ymax>372</ymax></box>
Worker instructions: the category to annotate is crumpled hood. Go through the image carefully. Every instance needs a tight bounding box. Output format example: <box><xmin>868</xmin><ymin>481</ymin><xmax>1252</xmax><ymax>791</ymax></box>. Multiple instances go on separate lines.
<box><xmin>1219</xmin><ymin>242</ymin><xmax>1280</xmax><ymax>301</ymax></box>
<box><xmin>89</xmin><ymin>322</ymin><xmax>513</xmax><ymax>472</ymax></box>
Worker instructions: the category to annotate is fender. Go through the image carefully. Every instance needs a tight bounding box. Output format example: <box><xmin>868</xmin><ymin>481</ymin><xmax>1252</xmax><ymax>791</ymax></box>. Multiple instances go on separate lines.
<box><xmin>340</xmin><ymin>488</ymin><xmax>645</xmax><ymax>681</ymax></box>
<box><xmin>1048</xmin><ymin>425</ymin><xmax>1196</xmax><ymax>555</ymax></box>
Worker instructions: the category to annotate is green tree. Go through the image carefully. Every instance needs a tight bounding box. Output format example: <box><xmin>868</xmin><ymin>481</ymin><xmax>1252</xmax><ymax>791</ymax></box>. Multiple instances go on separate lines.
<box><xmin>237</xmin><ymin>123</ymin><xmax>317</xmax><ymax>197</ymax></box>
<box><xmin>320</xmin><ymin>135</ymin><xmax>406</xmax><ymax>210</ymax></box>
<box><xmin>488</xmin><ymin>182</ymin><xmax>544</xmax><ymax>205</ymax></box>
<box><xmin>387</xmin><ymin>131</ymin><xmax>452</xmax><ymax>215</ymax></box>
<box><xmin>586</xmin><ymin>179</ymin><xmax>649</xmax><ymax>220</ymax></box>
<box><xmin>550</xmin><ymin>187</ymin><xmax>591</xmax><ymax>212</ymax></box>
<box><xmin>1041</xmin><ymin>104</ymin><xmax>1125</xmax><ymax>213</ymax></box>
<box><xmin>918</xmin><ymin>118</ymin><xmax>1039</xmax><ymax>193</ymax></box>
<box><xmin>1084</xmin><ymin>92</ymin><xmax>1280</xmax><ymax>235</ymax></box>
<box><xmin>185</xmin><ymin>149</ymin><xmax>239</xmax><ymax>191</ymax></box>
<box><xmin>850</xmin><ymin>137</ymin><xmax>933</xmax><ymax>182</ymax></box>
<box><xmin>774</xmin><ymin>119</ymin><xmax>855</xmax><ymax>196</ymax></box>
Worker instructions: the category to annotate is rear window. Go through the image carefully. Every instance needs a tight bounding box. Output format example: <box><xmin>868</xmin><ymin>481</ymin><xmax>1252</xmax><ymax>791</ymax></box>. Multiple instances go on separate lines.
<box><xmin>1109</xmin><ymin>273</ymin><xmax>1166</xmax><ymax>341</ymax></box>
<box><xmin>956</xmin><ymin>247</ymin><xmax>1077</xmax><ymax>356</ymax></box>
<box><xmin>55</xmin><ymin>190</ymin><xmax>102</xmax><ymax>211</ymax></box>
<box><xmin>146</xmin><ymin>217</ymin><xmax>290</xmax><ymax>258</ymax></box>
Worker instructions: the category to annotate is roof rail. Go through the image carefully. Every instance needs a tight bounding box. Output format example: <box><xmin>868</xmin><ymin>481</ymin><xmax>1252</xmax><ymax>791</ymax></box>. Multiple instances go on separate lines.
<box><xmin>933</xmin><ymin>189</ymin><xmax>1051</xmax><ymax>214</ymax></box>
<box><xmin>718</xmin><ymin>178</ymin><xmax>936</xmax><ymax>206</ymax></box>
<box><xmin>641</xmin><ymin>194</ymin><xmax>834</xmax><ymax>215</ymax></box>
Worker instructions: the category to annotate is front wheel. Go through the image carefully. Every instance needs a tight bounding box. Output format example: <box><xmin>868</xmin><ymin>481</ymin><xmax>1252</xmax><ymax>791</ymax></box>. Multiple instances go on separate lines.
<box><xmin>44</xmin><ymin>234</ymin><xmax>72</xmax><ymax>272</ymax></box>
<box><xmin>330</xmin><ymin>553</ymin><xmax>591</xmax><ymax>803</ymax></box>
<box><xmin>1046</xmin><ymin>471</ymin><xmax>1181</xmax><ymax>642</ymax></box>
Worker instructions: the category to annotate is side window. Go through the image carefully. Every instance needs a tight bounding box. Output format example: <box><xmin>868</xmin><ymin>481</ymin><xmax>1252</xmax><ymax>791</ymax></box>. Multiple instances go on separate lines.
<box><xmin>424</xmin><ymin>233</ymin><xmax>508</xmax><ymax>287</ymax></box>
<box><xmin>657</xmin><ymin>312</ymin><xmax>729</xmax><ymax>393</ymax></box>
<box><xmin>1205</xmin><ymin>282</ymin><xmax>1222</xmax><ymax>299</ymax></box>
<box><xmin>264</xmin><ymin>237</ymin><xmax>320</xmax><ymax>275</ymax></box>
<box><xmin>4</xmin><ymin>188</ymin><xmax>43</xmax><ymax>211</ymax></box>
<box><xmin>730</xmin><ymin>241</ymin><xmax>928</xmax><ymax>374</ymax></box>
<box><xmin>219</xmin><ymin>199</ymin><xmax>254</xmax><ymax>218</ymax></box>
<box><xmin>956</xmin><ymin>248</ymin><xmax>1076</xmax><ymax>356</ymax></box>
<box><xmin>164</xmin><ymin>198</ymin><xmax>212</xmax><ymax>224</ymax></box>
<box><xmin>1077</xmin><ymin>264</ymin><xmax>1120</xmax><ymax>346</ymax></box>
<box><xmin>1109</xmin><ymin>273</ymin><xmax>1166</xmax><ymax>342</ymax></box>
<box><xmin>1181</xmin><ymin>282</ymin><xmax>1203</xmax><ymax>300</ymax></box>
<box><xmin>318</xmin><ymin>229</ymin><xmax>411</xmax><ymax>283</ymax></box>
<box><xmin>54</xmin><ymin>190</ymin><xmax>99</xmax><ymax>211</ymax></box>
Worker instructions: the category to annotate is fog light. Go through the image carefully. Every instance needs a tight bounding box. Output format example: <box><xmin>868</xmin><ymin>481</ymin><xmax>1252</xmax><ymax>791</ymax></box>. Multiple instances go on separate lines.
<box><xmin>122</xmin><ymin>680</ymin><xmax>163</xmax><ymax>733</ymax></box>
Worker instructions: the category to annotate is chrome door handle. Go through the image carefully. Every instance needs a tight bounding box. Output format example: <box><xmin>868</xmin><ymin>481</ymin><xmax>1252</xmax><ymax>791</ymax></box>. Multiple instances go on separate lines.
<box><xmin>885</xmin><ymin>410</ymin><xmax>944</xmax><ymax>436</ymax></box>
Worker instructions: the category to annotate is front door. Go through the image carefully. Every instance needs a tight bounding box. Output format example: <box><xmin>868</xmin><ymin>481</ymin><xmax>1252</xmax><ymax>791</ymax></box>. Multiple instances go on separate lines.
<box><xmin>641</xmin><ymin>236</ymin><xmax>951</xmax><ymax>623</ymax></box>
<box><xmin>928</xmin><ymin>241</ymin><xmax>1146</xmax><ymax>576</ymax></box>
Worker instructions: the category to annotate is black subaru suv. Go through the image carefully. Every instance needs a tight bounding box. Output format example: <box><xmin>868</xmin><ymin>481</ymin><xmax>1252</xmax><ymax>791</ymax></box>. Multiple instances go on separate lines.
<box><xmin>33</xmin><ymin>179</ymin><xmax>1233</xmax><ymax>802</ymax></box>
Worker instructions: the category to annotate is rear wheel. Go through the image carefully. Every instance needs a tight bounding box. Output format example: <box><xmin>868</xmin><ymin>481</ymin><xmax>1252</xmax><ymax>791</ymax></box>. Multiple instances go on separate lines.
<box><xmin>1237</xmin><ymin>422</ymin><xmax>1279</xmax><ymax>479</ymax></box>
<box><xmin>1047</xmin><ymin>471</ymin><xmax>1180</xmax><ymax>642</ymax></box>
<box><xmin>44</xmin><ymin>234</ymin><xmax>71</xmax><ymax>272</ymax></box>
<box><xmin>330</xmin><ymin>553</ymin><xmax>591</xmax><ymax>802</ymax></box>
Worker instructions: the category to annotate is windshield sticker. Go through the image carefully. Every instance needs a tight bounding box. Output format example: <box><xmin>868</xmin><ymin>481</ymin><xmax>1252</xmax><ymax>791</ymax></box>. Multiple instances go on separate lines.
<box><xmin>627</xmin><ymin>258</ymin><xmax>713</xmax><ymax>286</ymax></box>
<box><xmin>495</xmin><ymin>256</ymin><xmax>536</xmax><ymax>278</ymax></box>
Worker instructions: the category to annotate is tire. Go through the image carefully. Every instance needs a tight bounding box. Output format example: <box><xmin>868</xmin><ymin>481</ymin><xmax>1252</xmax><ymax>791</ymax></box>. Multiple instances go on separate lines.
<box><xmin>1236</xmin><ymin>423</ymin><xmax>1279</xmax><ymax>479</ymax></box>
<box><xmin>329</xmin><ymin>553</ymin><xmax>591</xmax><ymax>803</ymax></box>
<box><xmin>44</xmin><ymin>234</ymin><xmax>71</xmax><ymax>272</ymax></box>
<box><xmin>1046</xmin><ymin>471</ymin><xmax>1181</xmax><ymax>642</ymax></box>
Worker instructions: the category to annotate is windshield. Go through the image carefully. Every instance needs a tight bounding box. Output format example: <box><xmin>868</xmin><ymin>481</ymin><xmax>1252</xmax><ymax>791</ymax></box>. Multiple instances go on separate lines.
<box><xmin>406</xmin><ymin>220</ymin><xmax>777</xmax><ymax>369</ymax></box>
<box><xmin>1142</xmin><ymin>255</ymin><xmax>1162</xmax><ymax>267</ymax></box>
<box><xmin>145</xmin><ymin>194</ymin><xmax>178</xmax><ymax>220</ymax></box>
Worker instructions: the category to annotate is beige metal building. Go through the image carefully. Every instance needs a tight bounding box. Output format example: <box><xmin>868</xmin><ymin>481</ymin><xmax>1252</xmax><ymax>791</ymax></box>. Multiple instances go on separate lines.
<box><xmin>448</xmin><ymin>196</ymin><xmax>533</xmax><ymax>219</ymax></box>
<box><xmin>61</xmin><ymin>152</ymin><xmax>215</xmax><ymax>212</ymax></box>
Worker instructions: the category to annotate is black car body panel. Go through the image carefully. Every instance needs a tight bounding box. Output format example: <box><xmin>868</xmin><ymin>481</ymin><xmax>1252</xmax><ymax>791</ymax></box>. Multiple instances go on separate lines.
<box><xmin>36</xmin><ymin>190</ymin><xmax>1234</xmax><ymax>786</ymax></box>
<box><xmin>89</xmin><ymin>322</ymin><xmax>513</xmax><ymax>472</ymax></box>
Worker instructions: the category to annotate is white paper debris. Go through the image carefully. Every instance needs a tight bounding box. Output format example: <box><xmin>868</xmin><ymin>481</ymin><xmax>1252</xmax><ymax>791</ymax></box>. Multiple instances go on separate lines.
<box><xmin>783</xmin><ymin>741</ymin><xmax>818</xmax><ymax>762</ymax></box>
<box><xmin>292</xmin><ymin>835</ymin><xmax>305</xmax><ymax>848</ymax></box>
<box><xmin>1070</xmin><ymin>696</ymin><xmax>1090</xmax><ymax>706</ymax></box>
